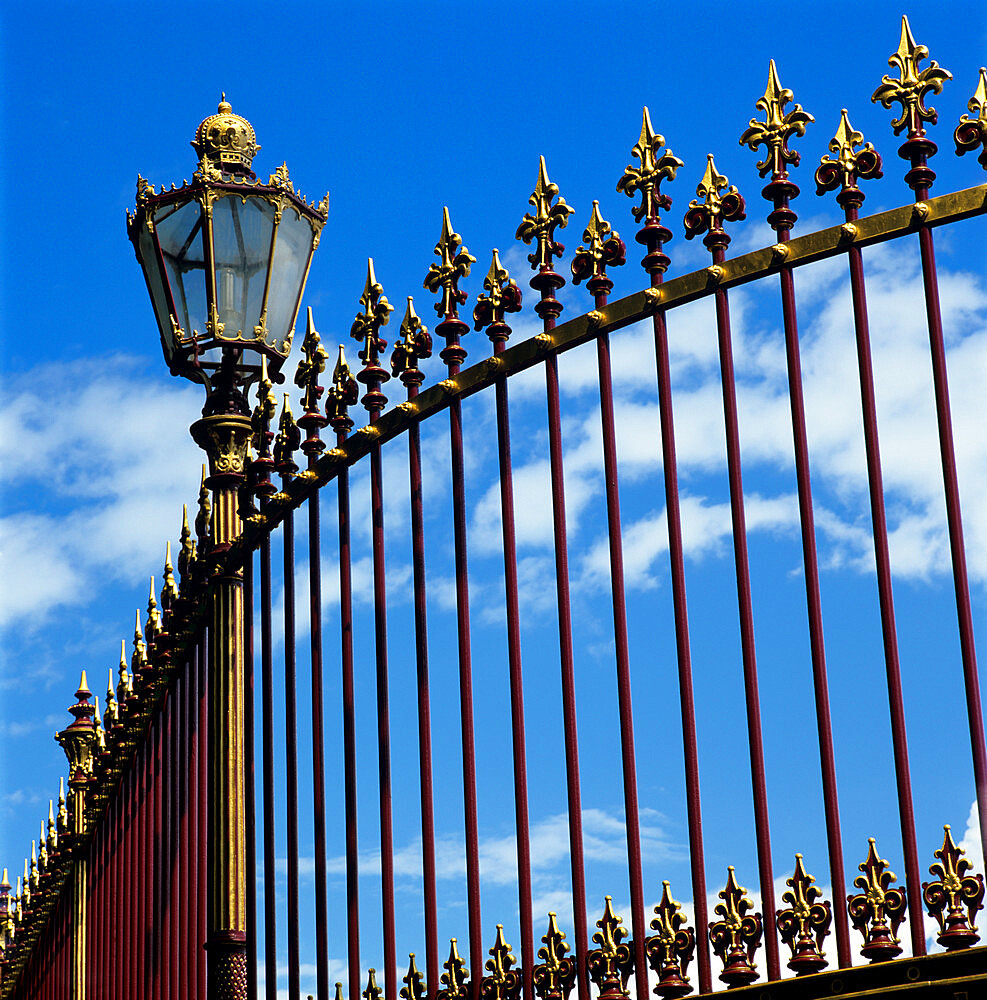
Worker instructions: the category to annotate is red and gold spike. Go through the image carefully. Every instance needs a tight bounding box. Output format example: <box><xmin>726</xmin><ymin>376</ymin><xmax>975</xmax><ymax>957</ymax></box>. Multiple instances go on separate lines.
<box><xmin>646</xmin><ymin>881</ymin><xmax>695</xmax><ymax>999</ymax></box>
<box><xmin>473</xmin><ymin>249</ymin><xmax>522</xmax><ymax>348</ymax></box>
<box><xmin>480</xmin><ymin>925</ymin><xmax>521</xmax><ymax>1000</ymax></box>
<box><xmin>740</xmin><ymin>60</ymin><xmax>813</xmax><ymax>180</ymax></box>
<box><xmin>617</xmin><ymin>108</ymin><xmax>682</xmax><ymax>225</ymax></box>
<box><xmin>400</xmin><ymin>953</ymin><xmax>425</xmax><ymax>1000</ymax></box>
<box><xmin>424</xmin><ymin>207</ymin><xmax>475</xmax><ymax>321</ymax></box>
<box><xmin>708</xmin><ymin>867</ymin><xmax>762</xmax><ymax>988</ymax></box>
<box><xmin>390</xmin><ymin>297</ymin><xmax>432</xmax><ymax>389</ymax></box>
<box><xmin>847</xmin><ymin>838</ymin><xmax>907</xmax><ymax>962</ymax></box>
<box><xmin>437</xmin><ymin>938</ymin><xmax>469</xmax><ymax>1000</ymax></box>
<box><xmin>872</xmin><ymin>15</ymin><xmax>951</xmax><ymax>138</ymax></box>
<box><xmin>326</xmin><ymin>345</ymin><xmax>360</xmax><ymax>435</ymax></box>
<box><xmin>954</xmin><ymin>67</ymin><xmax>987</xmax><ymax>167</ymax></box>
<box><xmin>532</xmin><ymin>912</ymin><xmax>575</xmax><ymax>1000</ymax></box>
<box><xmin>587</xmin><ymin>896</ymin><xmax>633</xmax><ymax>999</ymax></box>
<box><xmin>571</xmin><ymin>201</ymin><xmax>626</xmax><ymax>295</ymax></box>
<box><xmin>922</xmin><ymin>824</ymin><xmax>984</xmax><ymax>951</ymax></box>
<box><xmin>350</xmin><ymin>258</ymin><xmax>393</xmax><ymax>417</ymax></box>
<box><xmin>815</xmin><ymin>109</ymin><xmax>883</xmax><ymax>212</ymax></box>
<box><xmin>776</xmin><ymin>854</ymin><xmax>831</xmax><ymax>975</ymax></box>
<box><xmin>683</xmin><ymin>155</ymin><xmax>746</xmax><ymax>246</ymax></box>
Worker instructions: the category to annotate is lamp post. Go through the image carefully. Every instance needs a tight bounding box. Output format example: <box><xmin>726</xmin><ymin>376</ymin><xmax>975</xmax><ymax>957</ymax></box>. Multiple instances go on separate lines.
<box><xmin>128</xmin><ymin>97</ymin><xmax>327</xmax><ymax>997</ymax></box>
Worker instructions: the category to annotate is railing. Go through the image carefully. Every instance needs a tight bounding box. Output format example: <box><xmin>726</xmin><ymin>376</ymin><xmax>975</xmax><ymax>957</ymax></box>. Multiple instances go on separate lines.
<box><xmin>2</xmin><ymin>15</ymin><xmax>986</xmax><ymax>1000</ymax></box>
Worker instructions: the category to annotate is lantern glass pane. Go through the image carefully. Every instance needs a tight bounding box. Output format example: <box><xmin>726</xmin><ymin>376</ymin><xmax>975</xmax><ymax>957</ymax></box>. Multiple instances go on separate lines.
<box><xmin>137</xmin><ymin>223</ymin><xmax>176</xmax><ymax>360</ymax></box>
<box><xmin>211</xmin><ymin>194</ymin><xmax>276</xmax><ymax>341</ymax></box>
<box><xmin>154</xmin><ymin>199</ymin><xmax>207</xmax><ymax>340</ymax></box>
<box><xmin>266</xmin><ymin>206</ymin><xmax>314</xmax><ymax>350</ymax></box>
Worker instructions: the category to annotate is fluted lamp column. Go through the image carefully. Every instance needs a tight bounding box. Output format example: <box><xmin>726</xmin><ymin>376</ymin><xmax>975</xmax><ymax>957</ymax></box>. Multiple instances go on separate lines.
<box><xmin>128</xmin><ymin>96</ymin><xmax>327</xmax><ymax>998</ymax></box>
<box><xmin>55</xmin><ymin>673</ymin><xmax>97</xmax><ymax>1000</ymax></box>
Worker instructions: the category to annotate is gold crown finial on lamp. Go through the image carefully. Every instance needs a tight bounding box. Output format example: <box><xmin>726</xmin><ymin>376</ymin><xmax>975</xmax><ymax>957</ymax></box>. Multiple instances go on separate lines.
<box><xmin>191</xmin><ymin>94</ymin><xmax>260</xmax><ymax>173</ymax></box>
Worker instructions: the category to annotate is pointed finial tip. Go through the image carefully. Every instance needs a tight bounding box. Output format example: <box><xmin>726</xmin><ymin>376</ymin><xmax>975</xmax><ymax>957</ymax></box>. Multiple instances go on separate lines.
<box><xmin>78</xmin><ymin>669</ymin><xmax>89</xmax><ymax>691</ymax></box>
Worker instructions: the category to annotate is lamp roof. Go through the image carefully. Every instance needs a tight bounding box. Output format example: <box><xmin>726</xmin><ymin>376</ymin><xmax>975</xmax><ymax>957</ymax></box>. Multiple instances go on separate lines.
<box><xmin>191</xmin><ymin>94</ymin><xmax>260</xmax><ymax>174</ymax></box>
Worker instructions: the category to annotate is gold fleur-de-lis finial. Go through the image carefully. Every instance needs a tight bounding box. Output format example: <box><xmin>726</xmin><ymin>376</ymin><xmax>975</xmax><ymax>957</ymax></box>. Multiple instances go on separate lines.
<box><xmin>740</xmin><ymin>60</ymin><xmax>813</xmax><ymax>179</ymax></box>
<box><xmin>847</xmin><ymin>838</ymin><xmax>907</xmax><ymax>961</ymax></box>
<box><xmin>117</xmin><ymin>638</ymin><xmax>131</xmax><ymax>705</ymax></box>
<box><xmin>815</xmin><ymin>109</ymin><xmax>883</xmax><ymax>202</ymax></box>
<box><xmin>295</xmin><ymin>308</ymin><xmax>329</xmax><ymax>415</ymax></box>
<box><xmin>617</xmin><ymin>107</ymin><xmax>683</xmax><ymax>223</ymax></box>
<box><xmin>955</xmin><ymin>67</ymin><xmax>987</xmax><ymax>167</ymax></box>
<box><xmin>47</xmin><ymin>799</ymin><xmax>57</xmax><ymax>852</ymax></box>
<box><xmin>645</xmin><ymin>881</ymin><xmax>695</xmax><ymax>997</ymax></box>
<box><xmin>516</xmin><ymin>156</ymin><xmax>575</xmax><ymax>271</ymax></box>
<box><xmin>683</xmin><ymin>155</ymin><xmax>746</xmax><ymax>240</ymax></box>
<box><xmin>195</xmin><ymin>465</ymin><xmax>211</xmax><ymax>548</ymax></box>
<box><xmin>162</xmin><ymin>540</ymin><xmax>179</xmax><ymax>608</ymax></box>
<box><xmin>178</xmin><ymin>504</ymin><xmax>195</xmax><ymax>585</ymax></box>
<box><xmin>252</xmin><ymin>355</ymin><xmax>278</xmax><ymax>440</ymax></box>
<box><xmin>391</xmin><ymin>296</ymin><xmax>432</xmax><ymax>383</ymax></box>
<box><xmin>922</xmin><ymin>824</ymin><xmax>985</xmax><ymax>950</ymax></box>
<box><xmin>131</xmin><ymin>610</ymin><xmax>147</xmax><ymax>675</ymax></box>
<box><xmin>326</xmin><ymin>345</ymin><xmax>359</xmax><ymax>432</ymax></box>
<box><xmin>473</xmin><ymin>249</ymin><xmax>523</xmax><ymax>341</ymax></box>
<box><xmin>273</xmin><ymin>394</ymin><xmax>301</xmax><ymax>474</ymax></box>
<box><xmin>424</xmin><ymin>207</ymin><xmax>476</xmax><ymax>319</ymax></box>
<box><xmin>776</xmin><ymin>855</ymin><xmax>831</xmax><ymax>975</ymax></box>
<box><xmin>145</xmin><ymin>576</ymin><xmax>162</xmax><ymax>643</ymax></box>
<box><xmin>533</xmin><ymin>911</ymin><xmax>575</xmax><ymax>999</ymax></box>
<box><xmin>482</xmin><ymin>925</ymin><xmax>520</xmax><ymax>1000</ymax></box>
<box><xmin>587</xmin><ymin>896</ymin><xmax>633</xmax><ymax>996</ymax></box>
<box><xmin>709</xmin><ymin>867</ymin><xmax>763</xmax><ymax>987</ymax></box>
<box><xmin>438</xmin><ymin>938</ymin><xmax>469</xmax><ymax>1000</ymax></box>
<box><xmin>872</xmin><ymin>15</ymin><xmax>951</xmax><ymax>137</ymax></box>
<box><xmin>351</xmin><ymin>258</ymin><xmax>394</xmax><ymax>368</ymax></box>
<box><xmin>571</xmin><ymin>202</ymin><xmax>626</xmax><ymax>287</ymax></box>
<box><xmin>400</xmin><ymin>953</ymin><xmax>425</xmax><ymax>1000</ymax></box>
<box><xmin>104</xmin><ymin>667</ymin><xmax>117</xmax><ymax>730</ymax></box>
<box><xmin>363</xmin><ymin>968</ymin><xmax>383</xmax><ymax>1000</ymax></box>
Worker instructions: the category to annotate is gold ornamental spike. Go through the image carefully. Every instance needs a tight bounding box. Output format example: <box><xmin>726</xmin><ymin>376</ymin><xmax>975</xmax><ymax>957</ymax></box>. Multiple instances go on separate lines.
<box><xmin>57</xmin><ymin>777</ymin><xmax>68</xmax><ymax>830</ymax></box>
<box><xmin>47</xmin><ymin>800</ymin><xmax>56</xmax><ymax>851</ymax></box>
<box><xmin>392</xmin><ymin>296</ymin><xmax>432</xmax><ymax>379</ymax></box>
<box><xmin>104</xmin><ymin>666</ymin><xmax>118</xmax><ymax>728</ymax></box>
<box><xmin>326</xmin><ymin>345</ymin><xmax>359</xmax><ymax>430</ymax></box>
<box><xmin>38</xmin><ymin>823</ymin><xmax>47</xmax><ymax>870</ymax></box>
<box><xmin>533</xmin><ymin>910</ymin><xmax>575</xmax><ymax>999</ymax></box>
<box><xmin>131</xmin><ymin>610</ymin><xmax>147</xmax><ymax>675</ymax></box>
<box><xmin>93</xmin><ymin>696</ymin><xmax>106</xmax><ymax>754</ymax></box>
<box><xmin>400</xmin><ymin>953</ymin><xmax>425</xmax><ymax>1000</ymax></box>
<box><xmin>740</xmin><ymin>59</ymin><xmax>813</xmax><ymax>178</ymax></box>
<box><xmin>295</xmin><ymin>307</ymin><xmax>329</xmax><ymax>414</ymax></box>
<box><xmin>516</xmin><ymin>156</ymin><xmax>574</xmax><ymax>271</ymax></box>
<box><xmin>162</xmin><ymin>540</ymin><xmax>179</xmax><ymax>604</ymax></box>
<box><xmin>815</xmin><ymin>109</ymin><xmax>883</xmax><ymax>200</ymax></box>
<box><xmin>922</xmin><ymin>824</ymin><xmax>985</xmax><ymax>950</ymax></box>
<box><xmin>617</xmin><ymin>107</ymin><xmax>682</xmax><ymax>224</ymax></box>
<box><xmin>439</xmin><ymin>937</ymin><xmax>469</xmax><ymax>999</ymax></box>
<box><xmin>872</xmin><ymin>15</ymin><xmax>951</xmax><ymax>137</ymax></box>
<box><xmin>29</xmin><ymin>842</ymin><xmax>38</xmax><ymax>890</ymax></box>
<box><xmin>117</xmin><ymin>639</ymin><xmax>131</xmax><ymax>703</ymax></box>
<box><xmin>178</xmin><ymin>503</ymin><xmax>195</xmax><ymax>583</ymax></box>
<box><xmin>335</xmin><ymin>984</ymin><xmax>344</xmax><ymax>1000</ymax></box>
<box><xmin>252</xmin><ymin>355</ymin><xmax>277</xmax><ymax>437</ymax></box>
<box><xmin>351</xmin><ymin>257</ymin><xmax>394</xmax><ymax>369</ymax></box>
<box><xmin>423</xmin><ymin>207</ymin><xmax>476</xmax><ymax>319</ymax></box>
<box><xmin>145</xmin><ymin>576</ymin><xmax>162</xmax><ymax>642</ymax></box>
<box><xmin>684</xmin><ymin>154</ymin><xmax>746</xmax><ymax>240</ymax></box>
<box><xmin>195</xmin><ymin>466</ymin><xmax>212</xmax><ymax>545</ymax></box>
<box><xmin>363</xmin><ymin>968</ymin><xmax>383</xmax><ymax>1000</ymax></box>
<box><xmin>954</xmin><ymin>68</ymin><xmax>987</xmax><ymax>166</ymax></box>
<box><xmin>274</xmin><ymin>393</ymin><xmax>301</xmax><ymax>471</ymax></box>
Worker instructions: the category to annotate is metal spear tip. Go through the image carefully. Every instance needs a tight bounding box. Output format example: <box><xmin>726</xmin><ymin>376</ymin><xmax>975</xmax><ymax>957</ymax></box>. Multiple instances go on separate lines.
<box><xmin>76</xmin><ymin>670</ymin><xmax>91</xmax><ymax>699</ymax></box>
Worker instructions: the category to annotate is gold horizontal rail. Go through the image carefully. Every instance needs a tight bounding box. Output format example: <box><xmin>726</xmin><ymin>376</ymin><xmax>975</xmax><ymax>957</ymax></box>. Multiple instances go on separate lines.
<box><xmin>231</xmin><ymin>181</ymin><xmax>987</xmax><ymax>567</ymax></box>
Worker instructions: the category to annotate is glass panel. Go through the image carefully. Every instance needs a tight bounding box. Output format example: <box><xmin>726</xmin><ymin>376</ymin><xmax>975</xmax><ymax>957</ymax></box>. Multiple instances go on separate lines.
<box><xmin>137</xmin><ymin>224</ymin><xmax>177</xmax><ymax>362</ymax></box>
<box><xmin>266</xmin><ymin>206</ymin><xmax>314</xmax><ymax>351</ymax></box>
<box><xmin>211</xmin><ymin>194</ymin><xmax>276</xmax><ymax>340</ymax></box>
<box><xmin>154</xmin><ymin>199</ymin><xmax>207</xmax><ymax>341</ymax></box>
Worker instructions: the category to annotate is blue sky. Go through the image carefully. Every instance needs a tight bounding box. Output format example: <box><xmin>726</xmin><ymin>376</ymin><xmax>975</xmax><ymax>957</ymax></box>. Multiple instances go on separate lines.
<box><xmin>2</xmin><ymin>2</ymin><xmax>985</xmax><ymax>995</ymax></box>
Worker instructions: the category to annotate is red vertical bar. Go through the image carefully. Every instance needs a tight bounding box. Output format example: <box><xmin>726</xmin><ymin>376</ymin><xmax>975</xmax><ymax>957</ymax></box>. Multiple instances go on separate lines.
<box><xmin>651</xmin><ymin>302</ymin><xmax>712</xmax><ymax>993</ymax></box>
<box><xmin>140</xmin><ymin>735</ymin><xmax>149</xmax><ymax>993</ymax></box>
<box><xmin>369</xmin><ymin>438</ymin><xmax>398</xmax><ymax>1000</ymax></box>
<box><xmin>155</xmin><ymin>710</ymin><xmax>165</xmax><ymax>1000</ymax></box>
<box><xmin>170</xmin><ymin>676</ymin><xmax>182</xmax><ymax>995</ymax></box>
<box><xmin>245</xmin><ymin>554</ymin><xmax>258</xmax><ymax>1000</ymax></box>
<box><xmin>281</xmin><ymin>502</ymin><xmax>303</xmax><ymax>1000</ymax></box>
<box><xmin>917</xmin><ymin>223</ymin><xmax>987</xmax><ymax>875</ymax></box>
<box><xmin>336</xmin><ymin>430</ymin><xmax>362</xmax><ymax>1000</ymax></box>
<box><xmin>711</xmin><ymin>270</ymin><xmax>779</xmax><ymax>979</ymax></box>
<box><xmin>126</xmin><ymin>759</ymin><xmax>136</xmax><ymax>997</ymax></box>
<box><xmin>595</xmin><ymin>328</ymin><xmax>649</xmax><ymax>1000</ymax></box>
<box><xmin>492</xmin><ymin>344</ymin><xmax>535</xmax><ymax>999</ymax></box>
<box><xmin>179</xmin><ymin>664</ymin><xmax>190</xmax><ymax>1000</ymax></box>
<box><xmin>163</xmin><ymin>694</ymin><xmax>173</xmax><ymax>1000</ymax></box>
<box><xmin>198</xmin><ymin>633</ymin><xmax>209</xmax><ymax>1000</ymax></box>
<box><xmin>776</xmin><ymin>261</ymin><xmax>851</xmax><ymax>968</ymax></box>
<box><xmin>260</xmin><ymin>535</ymin><xmax>279</xmax><ymax>1000</ymax></box>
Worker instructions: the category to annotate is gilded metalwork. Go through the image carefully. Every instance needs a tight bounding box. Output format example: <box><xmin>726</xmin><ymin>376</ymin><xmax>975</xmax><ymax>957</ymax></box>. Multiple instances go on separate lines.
<box><xmin>178</xmin><ymin>504</ymin><xmax>195</xmax><ymax>585</ymax></box>
<box><xmin>847</xmin><ymin>838</ymin><xmax>907</xmax><ymax>962</ymax></box>
<box><xmin>191</xmin><ymin>94</ymin><xmax>260</xmax><ymax>173</ymax></box>
<box><xmin>922</xmin><ymin>824</ymin><xmax>984</xmax><ymax>951</ymax></box>
<box><xmin>616</xmin><ymin>107</ymin><xmax>682</xmax><ymax>222</ymax></box>
<box><xmin>683</xmin><ymin>155</ymin><xmax>746</xmax><ymax>241</ymax></box>
<box><xmin>709</xmin><ymin>867</ymin><xmax>762</xmax><ymax>988</ymax></box>
<box><xmin>646</xmin><ymin>881</ymin><xmax>694</xmax><ymax>999</ymax></box>
<box><xmin>145</xmin><ymin>577</ymin><xmax>162</xmax><ymax>644</ymax></box>
<box><xmin>776</xmin><ymin>854</ymin><xmax>831</xmax><ymax>975</ymax></box>
<box><xmin>954</xmin><ymin>67</ymin><xmax>987</xmax><ymax>166</ymax></box>
<box><xmin>872</xmin><ymin>16</ymin><xmax>951</xmax><ymax>137</ymax></box>
<box><xmin>400</xmin><ymin>953</ymin><xmax>425</xmax><ymax>1000</ymax></box>
<box><xmin>391</xmin><ymin>297</ymin><xmax>432</xmax><ymax>383</ymax></box>
<box><xmin>326</xmin><ymin>346</ymin><xmax>360</xmax><ymax>432</ymax></box>
<box><xmin>351</xmin><ymin>258</ymin><xmax>394</xmax><ymax>370</ymax></box>
<box><xmin>740</xmin><ymin>60</ymin><xmax>813</xmax><ymax>179</ymax></box>
<box><xmin>424</xmin><ymin>207</ymin><xmax>476</xmax><ymax>319</ymax></box>
<box><xmin>473</xmin><ymin>250</ymin><xmax>523</xmax><ymax>341</ymax></box>
<box><xmin>532</xmin><ymin>912</ymin><xmax>575</xmax><ymax>1000</ymax></box>
<box><xmin>481</xmin><ymin>925</ymin><xmax>521</xmax><ymax>1000</ymax></box>
<box><xmin>437</xmin><ymin>938</ymin><xmax>469</xmax><ymax>1000</ymax></box>
<box><xmin>362</xmin><ymin>968</ymin><xmax>383</xmax><ymax>1000</ymax></box>
<box><xmin>196</xmin><ymin>465</ymin><xmax>212</xmax><ymax>552</ymax></box>
<box><xmin>162</xmin><ymin>540</ymin><xmax>180</xmax><ymax>609</ymax></box>
<box><xmin>815</xmin><ymin>110</ymin><xmax>883</xmax><ymax>204</ymax></box>
<box><xmin>116</xmin><ymin>640</ymin><xmax>132</xmax><ymax>708</ymax></box>
<box><xmin>571</xmin><ymin>202</ymin><xmax>626</xmax><ymax>287</ymax></box>
<box><xmin>295</xmin><ymin>308</ymin><xmax>330</xmax><ymax>416</ymax></box>
<box><xmin>273</xmin><ymin>394</ymin><xmax>301</xmax><ymax>475</ymax></box>
<box><xmin>587</xmin><ymin>896</ymin><xmax>633</xmax><ymax>999</ymax></box>
<box><xmin>516</xmin><ymin>157</ymin><xmax>574</xmax><ymax>271</ymax></box>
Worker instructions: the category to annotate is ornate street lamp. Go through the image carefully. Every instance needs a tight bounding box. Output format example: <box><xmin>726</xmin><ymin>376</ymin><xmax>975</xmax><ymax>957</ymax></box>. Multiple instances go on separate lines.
<box><xmin>127</xmin><ymin>95</ymin><xmax>327</xmax><ymax>392</ymax></box>
<box><xmin>127</xmin><ymin>98</ymin><xmax>327</xmax><ymax>999</ymax></box>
